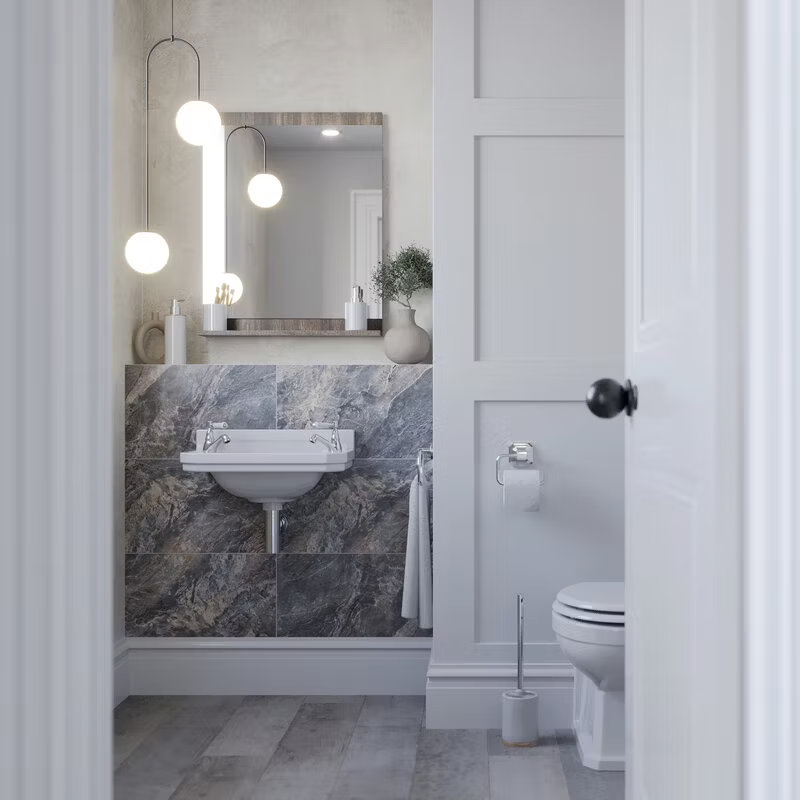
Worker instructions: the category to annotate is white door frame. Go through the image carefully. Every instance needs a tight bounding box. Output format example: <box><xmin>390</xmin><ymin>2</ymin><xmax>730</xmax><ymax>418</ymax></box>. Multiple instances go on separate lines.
<box><xmin>1</xmin><ymin>0</ymin><xmax>113</xmax><ymax>798</ymax></box>
<box><xmin>743</xmin><ymin>1</ymin><xmax>800</xmax><ymax>797</ymax></box>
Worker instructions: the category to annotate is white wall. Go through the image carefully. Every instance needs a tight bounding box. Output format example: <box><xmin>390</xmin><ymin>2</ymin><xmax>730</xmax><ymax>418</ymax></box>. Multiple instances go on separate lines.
<box><xmin>228</xmin><ymin>147</ymin><xmax>382</xmax><ymax>319</ymax></box>
<box><xmin>429</xmin><ymin>0</ymin><xmax>624</xmax><ymax>728</ymax></box>
<box><xmin>142</xmin><ymin>0</ymin><xmax>432</xmax><ymax>363</ymax></box>
<box><xmin>112</xmin><ymin>0</ymin><xmax>144</xmax><ymax>646</ymax></box>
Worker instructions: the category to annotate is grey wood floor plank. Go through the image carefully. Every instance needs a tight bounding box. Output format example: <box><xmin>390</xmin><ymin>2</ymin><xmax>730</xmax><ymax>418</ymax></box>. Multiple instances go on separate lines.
<box><xmin>486</xmin><ymin>730</ymin><xmax>558</xmax><ymax>757</ymax></box>
<box><xmin>169</xmin><ymin>755</ymin><xmax>271</xmax><ymax>800</ymax></box>
<box><xmin>114</xmin><ymin>697</ymin><xmax>627</xmax><ymax>800</ymax></box>
<box><xmin>249</xmin><ymin>697</ymin><xmax>365</xmax><ymax>800</ymax></box>
<box><xmin>114</xmin><ymin>718</ymin><xmax>224</xmax><ymax>799</ymax></box>
<box><xmin>114</xmin><ymin>696</ymin><xmax>175</xmax><ymax>770</ymax></box>
<box><xmin>203</xmin><ymin>695</ymin><xmax>304</xmax><ymax>758</ymax></box>
<box><xmin>357</xmin><ymin>696</ymin><xmax>426</xmax><ymax>729</ymax></box>
<box><xmin>489</xmin><ymin>752</ymin><xmax>571</xmax><ymax>800</ymax></box>
<box><xmin>330</xmin><ymin>725</ymin><xmax>421</xmax><ymax>800</ymax></box>
<box><xmin>165</xmin><ymin>695</ymin><xmax>245</xmax><ymax>727</ymax></box>
<box><xmin>409</xmin><ymin>729</ymin><xmax>490</xmax><ymax>800</ymax></box>
<box><xmin>556</xmin><ymin>735</ymin><xmax>625</xmax><ymax>800</ymax></box>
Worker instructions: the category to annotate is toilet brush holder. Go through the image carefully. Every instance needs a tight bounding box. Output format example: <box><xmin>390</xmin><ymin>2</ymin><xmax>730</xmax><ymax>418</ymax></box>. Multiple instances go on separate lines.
<box><xmin>501</xmin><ymin>594</ymin><xmax>539</xmax><ymax>746</ymax></box>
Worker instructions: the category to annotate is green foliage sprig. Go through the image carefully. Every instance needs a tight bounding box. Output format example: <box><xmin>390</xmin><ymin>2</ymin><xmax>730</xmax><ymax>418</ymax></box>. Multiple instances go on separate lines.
<box><xmin>371</xmin><ymin>245</ymin><xmax>433</xmax><ymax>309</ymax></box>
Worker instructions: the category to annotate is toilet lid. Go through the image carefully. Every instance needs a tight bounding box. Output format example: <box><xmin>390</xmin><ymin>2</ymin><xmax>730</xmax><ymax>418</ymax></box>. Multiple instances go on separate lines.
<box><xmin>556</xmin><ymin>582</ymin><xmax>624</xmax><ymax>614</ymax></box>
<box><xmin>552</xmin><ymin>599</ymin><xmax>625</xmax><ymax>625</ymax></box>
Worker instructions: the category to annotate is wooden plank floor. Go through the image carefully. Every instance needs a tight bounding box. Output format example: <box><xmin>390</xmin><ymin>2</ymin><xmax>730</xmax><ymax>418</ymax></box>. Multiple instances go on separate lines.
<box><xmin>114</xmin><ymin>696</ymin><xmax>624</xmax><ymax>800</ymax></box>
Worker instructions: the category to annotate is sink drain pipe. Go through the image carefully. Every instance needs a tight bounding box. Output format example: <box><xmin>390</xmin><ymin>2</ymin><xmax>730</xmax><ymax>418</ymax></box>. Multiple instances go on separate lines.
<box><xmin>264</xmin><ymin>503</ymin><xmax>287</xmax><ymax>554</ymax></box>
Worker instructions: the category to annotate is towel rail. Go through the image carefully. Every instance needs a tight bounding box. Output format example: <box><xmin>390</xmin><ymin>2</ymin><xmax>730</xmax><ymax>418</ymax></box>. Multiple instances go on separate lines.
<box><xmin>417</xmin><ymin>447</ymin><xmax>433</xmax><ymax>482</ymax></box>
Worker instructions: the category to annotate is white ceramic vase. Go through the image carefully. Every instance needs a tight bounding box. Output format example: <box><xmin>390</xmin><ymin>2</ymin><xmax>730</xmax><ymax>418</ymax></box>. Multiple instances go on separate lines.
<box><xmin>384</xmin><ymin>307</ymin><xmax>430</xmax><ymax>364</ymax></box>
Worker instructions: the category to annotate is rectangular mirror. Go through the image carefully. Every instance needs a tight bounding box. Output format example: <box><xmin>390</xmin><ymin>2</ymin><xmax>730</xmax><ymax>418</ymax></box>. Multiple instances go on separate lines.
<box><xmin>204</xmin><ymin>112</ymin><xmax>384</xmax><ymax>332</ymax></box>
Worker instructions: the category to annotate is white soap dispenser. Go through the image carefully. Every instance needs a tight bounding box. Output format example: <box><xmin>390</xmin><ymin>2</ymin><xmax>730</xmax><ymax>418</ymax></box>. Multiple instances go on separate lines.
<box><xmin>345</xmin><ymin>285</ymin><xmax>368</xmax><ymax>331</ymax></box>
<box><xmin>164</xmin><ymin>298</ymin><xmax>187</xmax><ymax>365</ymax></box>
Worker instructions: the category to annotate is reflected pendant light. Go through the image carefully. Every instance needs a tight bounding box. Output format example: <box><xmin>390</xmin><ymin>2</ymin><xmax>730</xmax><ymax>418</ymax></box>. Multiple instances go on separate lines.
<box><xmin>125</xmin><ymin>0</ymin><xmax>220</xmax><ymax>273</ymax></box>
<box><xmin>221</xmin><ymin>125</ymin><xmax>284</xmax><ymax>302</ymax></box>
<box><xmin>226</xmin><ymin>124</ymin><xmax>284</xmax><ymax>209</ymax></box>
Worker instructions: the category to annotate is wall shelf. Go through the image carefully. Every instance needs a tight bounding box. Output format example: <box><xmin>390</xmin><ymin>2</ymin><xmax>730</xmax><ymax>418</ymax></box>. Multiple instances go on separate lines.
<box><xmin>200</xmin><ymin>317</ymin><xmax>383</xmax><ymax>337</ymax></box>
<box><xmin>199</xmin><ymin>329</ymin><xmax>382</xmax><ymax>338</ymax></box>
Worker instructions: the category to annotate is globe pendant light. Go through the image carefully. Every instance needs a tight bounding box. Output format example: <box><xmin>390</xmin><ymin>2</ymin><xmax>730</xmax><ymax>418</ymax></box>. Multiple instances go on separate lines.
<box><xmin>176</xmin><ymin>99</ymin><xmax>221</xmax><ymax>147</ymax></box>
<box><xmin>125</xmin><ymin>0</ymin><xmax>220</xmax><ymax>273</ymax></box>
<box><xmin>125</xmin><ymin>231</ymin><xmax>170</xmax><ymax>274</ymax></box>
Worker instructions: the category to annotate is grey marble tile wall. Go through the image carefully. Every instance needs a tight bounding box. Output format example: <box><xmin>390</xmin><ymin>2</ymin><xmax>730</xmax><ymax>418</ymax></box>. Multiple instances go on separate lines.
<box><xmin>124</xmin><ymin>364</ymin><xmax>432</xmax><ymax>638</ymax></box>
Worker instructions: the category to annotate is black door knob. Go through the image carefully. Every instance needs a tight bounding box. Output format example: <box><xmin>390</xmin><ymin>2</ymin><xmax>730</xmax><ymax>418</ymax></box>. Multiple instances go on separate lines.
<box><xmin>586</xmin><ymin>378</ymin><xmax>638</xmax><ymax>418</ymax></box>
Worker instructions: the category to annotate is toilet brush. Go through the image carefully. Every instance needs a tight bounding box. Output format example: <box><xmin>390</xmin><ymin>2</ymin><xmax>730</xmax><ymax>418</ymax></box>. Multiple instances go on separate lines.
<box><xmin>501</xmin><ymin>594</ymin><xmax>539</xmax><ymax>746</ymax></box>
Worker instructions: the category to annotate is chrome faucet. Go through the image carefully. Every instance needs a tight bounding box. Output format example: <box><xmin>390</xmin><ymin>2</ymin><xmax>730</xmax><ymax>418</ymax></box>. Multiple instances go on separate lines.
<box><xmin>308</xmin><ymin>418</ymin><xmax>341</xmax><ymax>452</ymax></box>
<box><xmin>203</xmin><ymin>421</ymin><xmax>231</xmax><ymax>452</ymax></box>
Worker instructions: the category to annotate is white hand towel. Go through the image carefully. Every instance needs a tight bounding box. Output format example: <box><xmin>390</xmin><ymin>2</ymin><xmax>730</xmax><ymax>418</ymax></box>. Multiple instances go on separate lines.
<box><xmin>402</xmin><ymin>472</ymin><xmax>433</xmax><ymax>630</ymax></box>
<box><xmin>402</xmin><ymin>475</ymin><xmax>420</xmax><ymax>620</ymax></box>
<box><xmin>417</xmin><ymin>475</ymin><xmax>433</xmax><ymax>629</ymax></box>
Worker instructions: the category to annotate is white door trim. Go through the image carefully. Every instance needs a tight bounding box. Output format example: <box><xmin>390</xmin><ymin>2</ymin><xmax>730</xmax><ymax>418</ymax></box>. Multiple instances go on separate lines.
<box><xmin>743</xmin><ymin>1</ymin><xmax>800</xmax><ymax>797</ymax></box>
<box><xmin>1</xmin><ymin>0</ymin><xmax>113</xmax><ymax>797</ymax></box>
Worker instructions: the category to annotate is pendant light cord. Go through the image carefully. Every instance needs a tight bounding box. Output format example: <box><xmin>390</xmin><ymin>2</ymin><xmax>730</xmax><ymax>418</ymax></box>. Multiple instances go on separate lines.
<box><xmin>224</xmin><ymin>125</ymin><xmax>268</xmax><ymax>272</ymax></box>
<box><xmin>142</xmin><ymin>0</ymin><xmax>203</xmax><ymax>229</ymax></box>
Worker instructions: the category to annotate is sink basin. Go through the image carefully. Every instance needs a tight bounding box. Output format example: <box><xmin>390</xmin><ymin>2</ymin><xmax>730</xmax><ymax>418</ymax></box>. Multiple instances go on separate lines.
<box><xmin>180</xmin><ymin>428</ymin><xmax>355</xmax><ymax>506</ymax></box>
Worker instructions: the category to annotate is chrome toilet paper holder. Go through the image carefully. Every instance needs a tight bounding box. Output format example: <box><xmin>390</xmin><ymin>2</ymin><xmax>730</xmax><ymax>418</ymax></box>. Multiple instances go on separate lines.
<box><xmin>496</xmin><ymin>442</ymin><xmax>537</xmax><ymax>486</ymax></box>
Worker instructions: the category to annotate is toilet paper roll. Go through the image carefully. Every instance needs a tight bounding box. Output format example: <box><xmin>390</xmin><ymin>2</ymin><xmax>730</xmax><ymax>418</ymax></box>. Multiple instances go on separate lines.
<box><xmin>502</xmin><ymin>469</ymin><xmax>540</xmax><ymax>511</ymax></box>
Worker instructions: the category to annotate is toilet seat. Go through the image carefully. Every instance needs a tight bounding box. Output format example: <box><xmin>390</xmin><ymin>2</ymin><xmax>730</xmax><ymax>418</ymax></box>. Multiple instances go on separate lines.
<box><xmin>552</xmin><ymin>599</ymin><xmax>624</xmax><ymax>626</ymax></box>
<box><xmin>552</xmin><ymin>609</ymin><xmax>625</xmax><ymax>646</ymax></box>
<box><xmin>556</xmin><ymin>582</ymin><xmax>624</xmax><ymax>614</ymax></box>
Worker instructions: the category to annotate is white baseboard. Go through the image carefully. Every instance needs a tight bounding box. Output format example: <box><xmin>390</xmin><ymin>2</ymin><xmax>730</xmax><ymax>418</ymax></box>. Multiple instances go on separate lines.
<box><xmin>425</xmin><ymin>662</ymin><xmax>575</xmax><ymax>730</ymax></box>
<box><xmin>113</xmin><ymin>639</ymin><xmax>130</xmax><ymax>708</ymax></box>
<box><xmin>123</xmin><ymin>637</ymin><xmax>433</xmax><ymax>696</ymax></box>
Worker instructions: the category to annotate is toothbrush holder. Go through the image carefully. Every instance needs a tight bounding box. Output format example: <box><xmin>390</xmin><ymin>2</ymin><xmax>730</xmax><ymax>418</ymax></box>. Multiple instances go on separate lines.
<box><xmin>203</xmin><ymin>303</ymin><xmax>228</xmax><ymax>332</ymax></box>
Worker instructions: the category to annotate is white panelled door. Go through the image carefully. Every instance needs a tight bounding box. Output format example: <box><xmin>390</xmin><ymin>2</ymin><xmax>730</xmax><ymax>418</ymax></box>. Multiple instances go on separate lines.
<box><xmin>618</xmin><ymin>0</ymin><xmax>742</xmax><ymax>798</ymax></box>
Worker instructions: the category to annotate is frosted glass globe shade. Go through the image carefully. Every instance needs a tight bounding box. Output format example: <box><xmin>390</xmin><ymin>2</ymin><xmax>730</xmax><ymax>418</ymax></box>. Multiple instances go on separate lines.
<box><xmin>220</xmin><ymin>272</ymin><xmax>243</xmax><ymax>303</ymax></box>
<box><xmin>247</xmin><ymin>173</ymin><xmax>283</xmax><ymax>208</ymax></box>
<box><xmin>125</xmin><ymin>231</ymin><xmax>169</xmax><ymax>274</ymax></box>
<box><xmin>175</xmin><ymin>100</ymin><xmax>221</xmax><ymax>146</ymax></box>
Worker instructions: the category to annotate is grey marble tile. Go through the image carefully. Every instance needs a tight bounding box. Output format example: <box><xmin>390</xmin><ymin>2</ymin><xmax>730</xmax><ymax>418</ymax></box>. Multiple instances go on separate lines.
<box><xmin>125</xmin><ymin>554</ymin><xmax>276</xmax><ymax>636</ymax></box>
<box><xmin>282</xmin><ymin>460</ymin><xmax>415</xmax><ymax>554</ymax></box>
<box><xmin>170</xmin><ymin>756</ymin><xmax>270</xmax><ymax>800</ymax></box>
<box><xmin>277</xmin><ymin>554</ymin><xmax>408</xmax><ymax>637</ymax></box>
<box><xmin>125</xmin><ymin>459</ymin><xmax>265</xmax><ymax>554</ymax></box>
<box><xmin>556</xmin><ymin>734</ymin><xmax>624</xmax><ymax>800</ymax></box>
<box><xmin>330</xmin><ymin>724</ymin><xmax>421</xmax><ymax>800</ymax></box>
<box><xmin>125</xmin><ymin>365</ymin><xmax>276</xmax><ymax>459</ymax></box>
<box><xmin>203</xmin><ymin>696</ymin><xmax>304</xmax><ymax>758</ymax></box>
<box><xmin>357</xmin><ymin>696</ymin><xmax>426</xmax><ymax>729</ymax></box>
<box><xmin>276</xmin><ymin>365</ymin><xmax>432</xmax><ymax>458</ymax></box>
<box><xmin>489</xmin><ymin>752</ymin><xmax>570</xmax><ymax>800</ymax></box>
<box><xmin>251</xmin><ymin>698</ymin><xmax>364</xmax><ymax>800</ymax></box>
<box><xmin>410</xmin><ymin>729</ymin><xmax>490</xmax><ymax>800</ymax></box>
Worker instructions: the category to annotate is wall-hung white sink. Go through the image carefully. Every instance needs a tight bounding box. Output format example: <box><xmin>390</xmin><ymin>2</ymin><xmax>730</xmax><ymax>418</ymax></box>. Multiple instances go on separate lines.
<box><xmin>180</xmin><ymin>428</ymin><xmax>354</xmax><ymax>552</ymax></box>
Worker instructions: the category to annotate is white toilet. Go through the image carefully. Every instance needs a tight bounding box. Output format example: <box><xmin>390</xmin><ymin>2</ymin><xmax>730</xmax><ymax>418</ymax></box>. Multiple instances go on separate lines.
<box><xmin>552</xmin><ymin>581</ymin><xmax>625</xmax><ymax>771</ymax></box>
